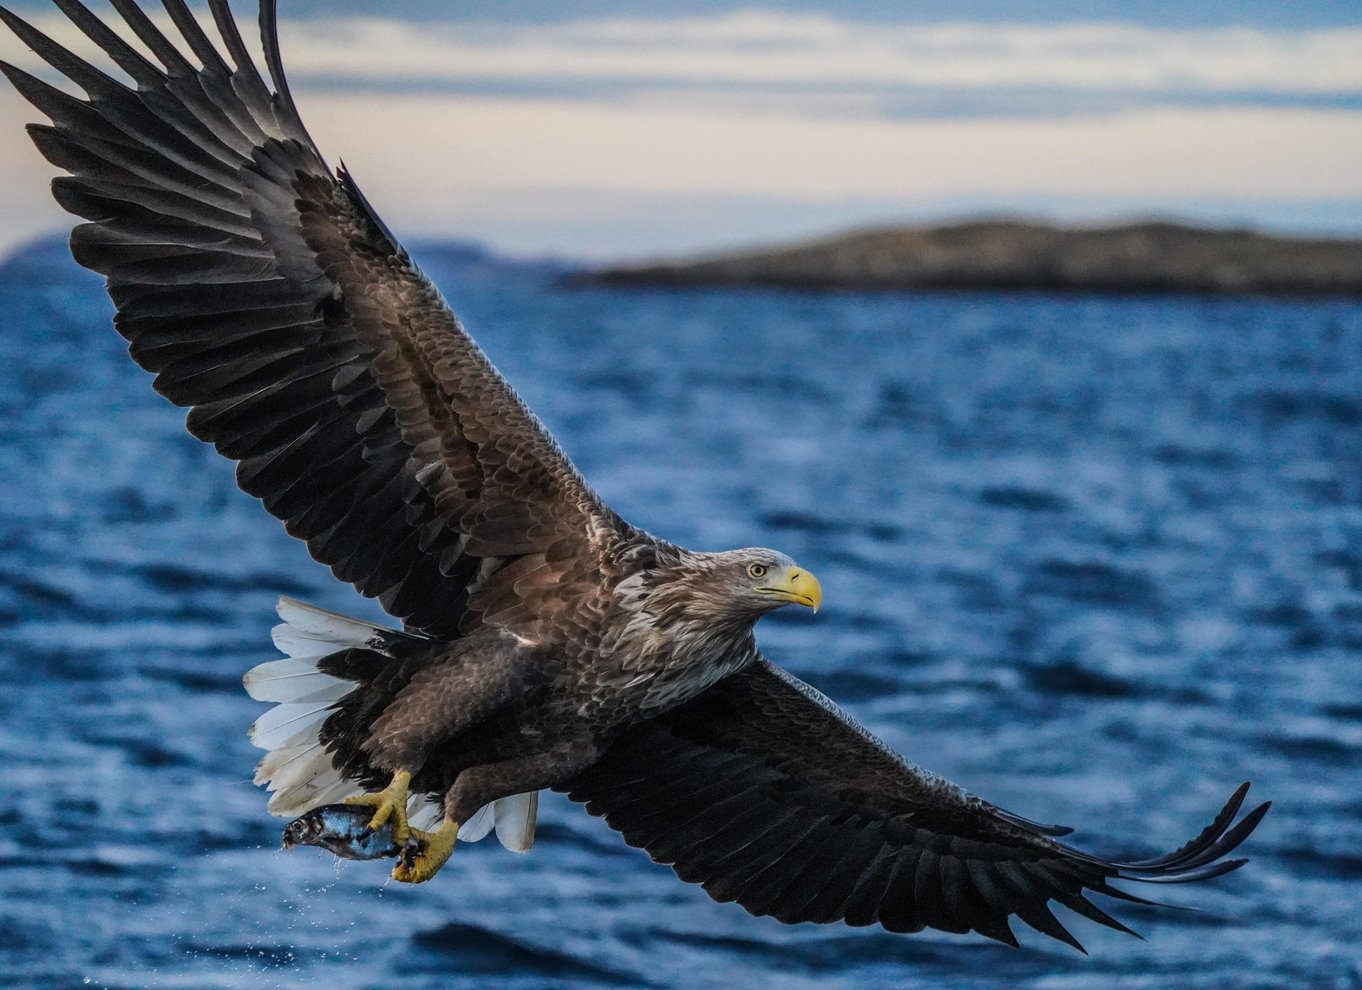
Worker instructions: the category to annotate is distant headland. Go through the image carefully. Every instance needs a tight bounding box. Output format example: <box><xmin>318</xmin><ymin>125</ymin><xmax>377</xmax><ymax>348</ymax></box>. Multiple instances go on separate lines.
<box><xmin>583</xmin><ymin>220</ymin><xmax>1362</xmax><ymax>297</ymax></box>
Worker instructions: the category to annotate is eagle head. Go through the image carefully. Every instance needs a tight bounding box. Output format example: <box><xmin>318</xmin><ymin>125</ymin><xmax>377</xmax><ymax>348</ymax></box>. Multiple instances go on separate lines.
<box><xmin>698</xmin><ymin>548</ymin><xmax>822</xmax><ymax>619</ymax></box>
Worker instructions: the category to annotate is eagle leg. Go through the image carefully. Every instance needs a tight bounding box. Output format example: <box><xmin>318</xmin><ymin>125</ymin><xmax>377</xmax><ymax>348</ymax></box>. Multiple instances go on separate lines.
<box><xmin>392</xmin><ymin>816</ymin><xmax>459</xmax><ymax>884</ymax></box>
<box><xmin>344</xmin><ymin>770</ymin><xmax>413</xmax><ymax>844</ymax></box>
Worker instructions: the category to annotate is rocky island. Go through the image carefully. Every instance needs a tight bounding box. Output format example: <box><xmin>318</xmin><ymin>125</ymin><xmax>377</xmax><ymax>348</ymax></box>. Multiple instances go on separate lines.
<box><xmin>585</xmin><ymin>220</ymin><xmax>1362</xmax><ymax>297</ymax></box>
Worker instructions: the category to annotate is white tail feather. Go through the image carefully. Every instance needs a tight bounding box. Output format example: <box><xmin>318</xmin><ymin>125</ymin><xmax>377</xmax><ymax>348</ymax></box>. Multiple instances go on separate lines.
<box><xmin>254</xmin><ymin>741</ymin><xmax>313</xmax><ymax>785</ymax></box>
<box><xmin>246</xmin><ymin>598</ymin><xmax>542</xmax><ymax>852</ymax></box>
<box><xmin>268</xmin><ymin>770</ymin><xmax>353</xmax><ymax>816</ymax></box>
<box><xmin>271</xmin><ymin>598</ymin><xmax>395</xmax><ymax>651</ymax></box>
<box><xmin>244</xmin><ymin>658</ymin><xmax>354</xmax><ymax>704</ymax></box>
<box><xmin>410</xmin><ymin>799</ymin><xmax>445</xmax><ymax>833</ymax></box>
<box><xmin>248</xmin><ymin>703</ymin><xmax>333</xmax><ymax>751</ymax></box>
<box><xmin>245</xmin><ymin>598</ymin><xmax>393</xmax><ymax>818</ymax></box>
<box><xmin>493</xmin><ymin>792</ymin><xmax>539</xmax><ymax>853</ymax></box>
<box><xmin>458</xmin><ymin>802</ymin><xmax>496</xmax><ymax>842</ymax></box>
<box><xmin>268</xmin><ymin>747</ymin><xmax>336</xmax><ymax>795</ymax></box>
<box><xmin>448</xmin><ymin>792</ymin><xmax>539</xmax><ymax>851</ymax></box>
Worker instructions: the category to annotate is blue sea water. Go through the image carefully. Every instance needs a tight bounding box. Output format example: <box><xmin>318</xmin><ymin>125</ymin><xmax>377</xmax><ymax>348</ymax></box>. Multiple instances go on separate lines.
<box><xmin>0</xmin><ymin>235</ymin><xmax>1359</xmax><ymax>990</ymax></box>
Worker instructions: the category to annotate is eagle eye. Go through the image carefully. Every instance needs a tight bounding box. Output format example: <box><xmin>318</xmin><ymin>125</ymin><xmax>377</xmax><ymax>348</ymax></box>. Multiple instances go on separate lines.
<box><xmin>747</xmin><ymin>563</ymin><xmax>768</xmax><ymax>579</ymax></box>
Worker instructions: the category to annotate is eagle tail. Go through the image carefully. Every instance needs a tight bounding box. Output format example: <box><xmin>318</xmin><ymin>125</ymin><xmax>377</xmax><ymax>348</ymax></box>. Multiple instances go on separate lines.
<box><xmin>244</xmin><ymin>597</ymin><xmax>539</xmax><ymax>852</ymax></box>
<box><xmin>411</xmin><ymin>790</ymin><xmax>538</xmax><ymax>853</ymax></box>
<box><xmin>243</xmin><ymin>598</ymin><xmax>394</xmax><ymax>817</ymax></box>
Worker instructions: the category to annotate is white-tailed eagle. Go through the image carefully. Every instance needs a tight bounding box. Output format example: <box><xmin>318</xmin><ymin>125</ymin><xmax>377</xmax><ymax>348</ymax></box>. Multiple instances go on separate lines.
<box><xmin>0</xmin><ymin>0</ymin><xmax>1268</xmax><ymax>950</ymax></box>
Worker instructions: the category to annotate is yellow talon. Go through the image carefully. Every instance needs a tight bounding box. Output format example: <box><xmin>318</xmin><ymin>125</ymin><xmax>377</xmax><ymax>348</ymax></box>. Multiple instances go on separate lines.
<box><xmin>343</xmin><ymin>770</ymin><xmax>412</xmax><ymax>844</ymax></box>
<box><xmin>392</xmin><ymin>817</ymin><xmax>459</xmax><ymax>884</ymax></box>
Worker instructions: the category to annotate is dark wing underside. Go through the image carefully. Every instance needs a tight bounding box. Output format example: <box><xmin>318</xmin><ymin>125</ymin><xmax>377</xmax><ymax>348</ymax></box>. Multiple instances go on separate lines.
<box><xmin>0</xmin><ymin>0</ymin><xmax>625</xmax><ymax>638</ymax></box>
<box><xmin>563</xmin><ymin>661</ymin><xmax>1269</xmax><ymax>950</ymax></box>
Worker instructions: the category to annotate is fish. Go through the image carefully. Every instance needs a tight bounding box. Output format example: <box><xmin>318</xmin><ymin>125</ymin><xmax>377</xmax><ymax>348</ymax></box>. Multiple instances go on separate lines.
<box><xmin>281</xmin><ymin>804</ymin><xmax>404</xmax><ymax>861</ymax></box>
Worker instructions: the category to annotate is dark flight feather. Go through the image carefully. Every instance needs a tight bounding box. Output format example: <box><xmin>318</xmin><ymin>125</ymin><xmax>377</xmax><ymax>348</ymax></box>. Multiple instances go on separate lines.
<box><xmin>563</xmin><ymin>661</ymin><xmax>1269</xmax><ymax>948</ymax></box>
<box><xmin>0</xmin><ymin>0</ymin><xmax>623</xmax><ymax>639</ymax></box>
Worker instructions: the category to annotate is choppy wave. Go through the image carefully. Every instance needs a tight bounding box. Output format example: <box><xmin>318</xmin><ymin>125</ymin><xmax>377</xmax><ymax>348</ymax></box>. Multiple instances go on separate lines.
<box><xmin>1</xmin><ymin>237</ymin><xmax>1359</xmax><ymax>988</ymax></box>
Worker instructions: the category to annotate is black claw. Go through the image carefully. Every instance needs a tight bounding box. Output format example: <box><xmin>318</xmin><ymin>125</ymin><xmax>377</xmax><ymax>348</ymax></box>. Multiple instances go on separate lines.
<box><xmin>399</xmin><ymin>834</ymin><xmax>428</xmax><ymax>870</ymax></box>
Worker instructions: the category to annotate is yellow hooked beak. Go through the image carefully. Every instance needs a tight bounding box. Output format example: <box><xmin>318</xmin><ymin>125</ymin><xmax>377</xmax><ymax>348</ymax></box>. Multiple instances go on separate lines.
<box><xmin>756</xmin><ymin>566</ymin><xmax>822</xmax><ymax>612</ymax></box>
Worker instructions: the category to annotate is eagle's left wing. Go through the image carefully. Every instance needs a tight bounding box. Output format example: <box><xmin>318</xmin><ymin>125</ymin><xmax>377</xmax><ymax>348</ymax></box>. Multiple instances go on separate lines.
<box><xmin>562</xmin><ymin>660</ymin><xmax>1268</xmax><ymax>950</ymax></box>
<box><xmin>0</xmin><ymin>0</ymin><xmax>630</xmax><ymax>641</ymax></box>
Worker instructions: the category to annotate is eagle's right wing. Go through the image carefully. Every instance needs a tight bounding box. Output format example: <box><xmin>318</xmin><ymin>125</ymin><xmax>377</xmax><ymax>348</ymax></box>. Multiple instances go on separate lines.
<box><xmin>564</xmin><ymin>660</ymin><xmax>1269</xmax><ymax>950</ymax></box>
<box><xmin>0</xmin><ymin>0</ymin><xmax>625</xmax><ymax>640</ymax></box>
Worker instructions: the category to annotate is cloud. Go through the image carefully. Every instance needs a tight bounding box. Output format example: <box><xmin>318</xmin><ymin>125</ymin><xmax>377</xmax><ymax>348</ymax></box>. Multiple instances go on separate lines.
<box><xmin>314</xmin><ymin>15</ymin><xmax>1362</xmax><ymax>102</ymax></box>
<box><xmin>1</xmin><ymin>7</ymin><xmax>1360</xmax><ymax>259</ymax></box>
<box><xmin>274</xmin><ymin>14</ymin><xmax>1362</xmax><ymax>96</ymax></box>
<box><xmin>290</xmin><ymin>96</ymin><xmax>1362</xmax><ymax>202</ymax></box>
<box><xmin>3</xmin><ymin>10</ymin><xmax>1361</xmax><ymax>108</ymax></box>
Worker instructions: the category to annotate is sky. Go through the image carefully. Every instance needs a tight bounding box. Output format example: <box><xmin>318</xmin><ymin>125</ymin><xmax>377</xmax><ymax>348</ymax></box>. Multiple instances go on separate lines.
<box><xmin>0</xmin><ymin>1</ymin><xmax>1360</xmax><ymax>260</ymax></box>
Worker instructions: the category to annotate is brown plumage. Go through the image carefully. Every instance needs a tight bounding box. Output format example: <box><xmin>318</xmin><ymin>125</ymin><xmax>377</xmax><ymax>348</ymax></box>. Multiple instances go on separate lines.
<box><xmin>0</xmin><ymin>0</ymin><xmax>1268</xmax><ymax>948</ymax></box>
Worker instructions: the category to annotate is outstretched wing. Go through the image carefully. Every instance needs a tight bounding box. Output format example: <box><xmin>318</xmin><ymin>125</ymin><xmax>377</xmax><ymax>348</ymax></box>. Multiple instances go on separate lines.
<box><xmin>0</xmin><ymin>0</ymin><xmax>624</xmax><ymax>639</ymax></box>
<box><xmin>563</xmin><ymin>661</ymin><xmax>1269</xmax><ymax>950</ymax></box>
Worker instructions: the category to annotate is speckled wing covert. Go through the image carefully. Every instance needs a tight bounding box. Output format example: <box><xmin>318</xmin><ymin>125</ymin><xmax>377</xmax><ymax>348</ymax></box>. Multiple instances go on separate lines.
<box><xmin>564</xmin><ymin>661</ymin><xmax>1270</xmax><ymax>950</ymax></box>
<box><xmin>0</xmin><ymin>0</ymin><xmax>624</xmax><ymax>640</ymax></box>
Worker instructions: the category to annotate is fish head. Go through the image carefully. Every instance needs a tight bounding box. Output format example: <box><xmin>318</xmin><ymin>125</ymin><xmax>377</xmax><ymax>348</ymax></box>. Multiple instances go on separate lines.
<box><xmin>282</xmin><ymin>809</ymin><xmax>328</xmax><ymax>850</ymax></box>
